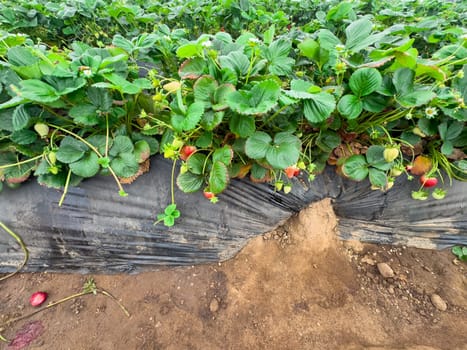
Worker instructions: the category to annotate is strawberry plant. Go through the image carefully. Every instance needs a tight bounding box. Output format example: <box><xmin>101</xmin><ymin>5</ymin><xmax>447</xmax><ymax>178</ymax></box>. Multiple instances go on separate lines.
<box><xmin>0</xmin><ymin>0</ymin><xmax>466</xmax><ymax>226</ymax></box>
<box><xmin>452</xmin><ymin>245</ymin><xmax>467</xmax><ymax>262</ymax></box>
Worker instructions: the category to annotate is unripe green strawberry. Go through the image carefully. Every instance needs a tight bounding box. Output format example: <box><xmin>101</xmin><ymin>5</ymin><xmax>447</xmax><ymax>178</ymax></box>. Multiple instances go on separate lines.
<box><xmin>283</xmin><ymin>184</ymin><xmax>292</xmax><ymax>194</ymax></box>
<box><xmin>171</xmin><ymin>138</ymin><xmax>184</xmax><ymax>149</ymax></box>
<box><xmin>274</xmin><ymin>180</ymin><xmax>284</xmax><ymax>191</ymax></box>
<box><xmin>383</xmin><ymin>147</ymin><xmax>399</xmax><ymax>162</ymax></box>
<box><xmin>180</xmin><ymin>163</ymin><xmax>189</xmax><ymax>174</ymax></box>
<box><xmin>34</xmin><ymin>123</ymin><xmax>49</xmax><ymax>138</ymax></box>
<box><xmin>389</xmin><ymin>166</ymin><xmax>403</xmax><ymax>177</ymax></box>
<box><xmin>163</xmin><ymin>81</ymin><xmax>181</xmax><ymax>93</ymax></box>
<box><xmin>153</xmin><ymin>92</ymin><xmax>164</xmax><ymax>101</ymax></box>
<box><xmin>48</xmin><ymin>166</ymin><xmax>59</xmax><ymax>175</ymax></box>
<box><xmin>162</xmin><ymin>144</ymin><xmax>177</xmax><ymax>159</ymax></box>
<box><xmin>412</xmin><ymin>127</ymin><xmax>426</xmax><ymax>138</ymax></box>
<box><xmin>48</xmin><ymin>151</ymin><xmax>57</xmax><ymax>165</ymax></box>
<box><xmin>297</xmin><ymin>161</ymin><xmax>306</xmax><ymax>170</ymax></box>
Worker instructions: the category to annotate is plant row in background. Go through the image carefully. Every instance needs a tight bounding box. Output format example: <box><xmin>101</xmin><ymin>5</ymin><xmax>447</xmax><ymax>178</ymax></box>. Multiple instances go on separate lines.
<box><xmin>0</xmin><ymin>0</ymin><xmax>466</xmax><ymax>225</ymax></box>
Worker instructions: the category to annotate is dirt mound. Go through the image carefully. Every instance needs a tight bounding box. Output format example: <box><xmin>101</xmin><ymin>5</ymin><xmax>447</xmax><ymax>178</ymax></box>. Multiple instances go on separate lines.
<box><xmin>1</xmin><ymin>199</ymin><xmax>466</xmax><ymax>349</ymax></box>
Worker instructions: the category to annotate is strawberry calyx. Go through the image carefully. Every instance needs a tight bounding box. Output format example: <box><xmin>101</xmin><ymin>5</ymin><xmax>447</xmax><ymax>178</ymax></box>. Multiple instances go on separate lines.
<box><xmin>432</xmin><ymin>188</ymin><xmax>446</xmax><ymax>200</ymax></box>
<box><xmin>411</xmin><ymin>190</ymin><xmax>429</xmax><ymax>200</ymax></box>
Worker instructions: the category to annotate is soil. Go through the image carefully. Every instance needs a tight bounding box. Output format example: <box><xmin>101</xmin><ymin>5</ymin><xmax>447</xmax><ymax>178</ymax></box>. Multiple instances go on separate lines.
<box><xmin>1</xmin><ymin>199</ymin><xmax>466</xmax><ymax>350</ymax></box>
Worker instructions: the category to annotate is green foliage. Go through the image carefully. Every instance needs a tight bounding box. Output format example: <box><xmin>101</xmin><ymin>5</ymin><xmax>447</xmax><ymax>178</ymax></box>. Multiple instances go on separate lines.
<box><xmin>155</xmin><ymin>204</ymin><xmax>181</xmax><ymax>227</ymax></box>
<box><xmin>0</xmin><ymin>0</ymin><xmax>466</xmax><ymax>225</ymax></box>
<box><xmin>452</xmin><ymin>246</ymin><xmax>467</xmax><ymax>262</ymax></box>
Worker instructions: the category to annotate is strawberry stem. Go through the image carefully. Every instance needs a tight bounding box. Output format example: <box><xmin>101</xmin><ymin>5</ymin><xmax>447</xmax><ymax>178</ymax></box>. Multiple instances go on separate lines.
<box><xmin>47</xmin><ymin>124</ymin><xmax>127</xmax><ymax>196</ymax></box>
<box><xmin>0</xmin><ymin>221</ymin><xmax>28</xmax><ymax>282</ymax></box>
<box><xmin>0</xmin><ymin>279</ymin><xmax>130</xmax><ymax>338</ymax></box>
<box><xmin>58</xmin><ymin>169</ymin><xmax>72</xmax><ymax>207</ymax></box>
<box><xmin>170</xmin><ymin>159</ymin><xmax>176</xmax><ymax>205</ymax></box>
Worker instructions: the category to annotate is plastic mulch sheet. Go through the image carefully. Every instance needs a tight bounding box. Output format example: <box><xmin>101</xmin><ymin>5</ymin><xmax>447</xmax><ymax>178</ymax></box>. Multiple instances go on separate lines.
<box><xmin>1</xmin><ymin>156</ymin><xmax>466</xmax><ymax>273</ymax></box>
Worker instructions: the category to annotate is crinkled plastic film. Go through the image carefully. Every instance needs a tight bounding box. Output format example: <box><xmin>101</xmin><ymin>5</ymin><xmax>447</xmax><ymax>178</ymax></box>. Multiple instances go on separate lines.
<box><xmin>1</xmin><ymin>156</ymin><xmax>466</xmax><ymax>273</ymax></box>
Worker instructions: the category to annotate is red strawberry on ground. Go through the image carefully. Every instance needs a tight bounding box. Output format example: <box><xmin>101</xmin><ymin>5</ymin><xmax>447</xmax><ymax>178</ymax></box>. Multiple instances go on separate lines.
<box><xmin>29</xmin><ymin>291</ymin><xmax>48</xmax><ymax>307</ymax></box>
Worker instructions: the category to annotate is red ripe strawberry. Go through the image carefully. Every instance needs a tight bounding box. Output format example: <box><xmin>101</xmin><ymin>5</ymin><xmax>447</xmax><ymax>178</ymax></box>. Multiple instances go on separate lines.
<box><xmin>420</xmin><ymin>175</ymin><xmax>438</xmax><ymax>188</ymax></box>
<box><xmin>203</xmin><ymin>191</ymin><xmax>214</xmax><ymax>199</ymax></box>
<box><xmin>180</xmin><ymin>145</ymin><xmax>197</xmax><ymax>161</ymax></box>
<box><xmin>285</xmin><ymin>166</ymin><xmax>300</xmax><ymax>178</ymax></box>
<box><xmin>29</xmin><ymin>291</ymin><xmax>48</xmax><ymax>307</ymax></box>
<box><xmin>203</xmin><ymin>191</ymin><xmax>218</xmax><ymax>203</ymax></box>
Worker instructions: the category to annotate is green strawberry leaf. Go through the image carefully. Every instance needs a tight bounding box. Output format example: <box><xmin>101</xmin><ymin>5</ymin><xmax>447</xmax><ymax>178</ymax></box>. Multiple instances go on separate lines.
<box><xmin>263</xmin><ymin>38</ymin><xmax>295</xmax><ymax>76</ymax></box>
<box><xmin>209</xmin><ymin>161</ymin><xmax>229</xmax><ymax>194</ymax></box>
<box><xmin>110</xmin><ymin>152</ymin><xmax>139</xmax><ymax>178</ymax></box>
<box><xmin>178</xmin><ymin>58</ymin><xmax>207</xmax><ymax>80</ymax></box>
<box><xmin>369</xmin><ymin>168</ymin><xmax>387</xmax><ymax>188</ymax></box>
<box><xmin>366</xmin><ymin>145</ymin><xmax>392</xmax><ymax>170</ymax></box>
<box><xmin>245</xmin><ymin>131</ymin><xmax>272</xmax><ymax>160</ymax></box>
<box><xmin>342</xmin><ymin>155</ymin><xmax>369</xmax><ymax>181</ymax></box>
<box><xmin>250</xmin><ymin>163</ymin><xmax>268</xmax><ymax>181</ymax></box>
<box><xmin>229</xmin><ymin>113</ymin><xmax>256</xmax><ymax>138</ymax></box>
<box><xmin>337</xmin><ymin>94</ymin><xmax>362</xmax><ymax>120</ymax></box>
<box><xmin>69</xmin><ymin>104</ymin><xmax>99</xmax><ymax>126</ymax></box>
<box><xmin>69</xmin><ymin>152</ymin><xmax>100</xmax><ymax>178</ymax></box>
<box><xmin>10</xmin><ymin>130</ymin><xmax>37</xmax><ymax>145</ymax></box>
<box><xmin>20</xmin><ymin>79</ymin><xmax>60</xmax><ymax>103</ymax></box>
<box><xmin>176</xmin><ymin>42</ymin><xmax>203</xmax><ymax>58</ymax></box>
<box><xmin>87</xmin><ymin>87</ymin><xmax>113</xmax><ymax>111</ymax></box>
<box><xmin>194</xmin><ymin>75</ymin><xmax>218</xmax><ymax>108</ymax></box>
<box><xmin>171</xmin><ymin>101</ymin><xmax>205</xmax><ymax>131</ymax></box>
<box><xmin>56</xmin><ymin>136</ymin><xmax>88</xmax><ymax>163</ymax></box>
<box><xmin>109</xmin><ymin>135</ymin><xmax>134</xmax><ymax>157</ymax></box>
<box><xmin>303</xmin><ymin>92</ymin><xmax>336</xmax><ymax>123</ymax></box>
<box><xmin>200</xmin><ymin>110</ymin><xmax>224</xmax><ymax>131</ymax></box>
<box><xmin>298</xmin><ymin>38</ymin><xmax>319</xmax><ymax>60</ymax></box>
<box><xmin>213</xmin><ymin>146</ymin><xmax>233</xmax><ymax>166</ymax></box>
<box><xmin>213</xmin><ymin>84</ymin><xmax>236</xmax><ymax>111</ymax></box>
<box><xmin>349</xmin><ymin>68</ymin><xmax>382</xmax><ymax>97</ymax></box>
<box><xmin>397</xmin><ymin>90</ymin><xmax>436</xmax><ymax>108</ymax></box>
<box><xmin>219</xmin><ymin>51</ymin><xmax>250</xmax><ymax>78</ymax></box>
<box><xmin>133</xmin><ymin>140</ymin><xmax>151</xmax><ymax>163</ymax></box>
<box><xmin>12</xmin><ymin>105</ymin><xmax>31</xmax><ymax>131</ymax></box>
<box><xmin>187</xmin><ymin>153</ymin><xmax>208</xmax><ymax>175</ymax></box>
<box><xmin>177</xmin><ymin>172</ymin><xmax>204</xmax><ymax>193</ymax></box>
<box><xmin>227</xmin><ymin>80</ymin><xmax>280</xmax><ymax>115</ymax></box>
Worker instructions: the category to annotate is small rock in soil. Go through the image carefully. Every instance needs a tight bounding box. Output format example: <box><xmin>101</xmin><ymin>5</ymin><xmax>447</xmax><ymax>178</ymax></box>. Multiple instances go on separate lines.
<box><xmin>430</xmin><ymin>294</ymin><xmax>447</xmax><ymax>311</ymax></box>
<box><xmin>209</xmin><ymin>298</ymin><xmax>220</xmax><ymax>313</ymax></box>
<box><xmin>361</xmin><ymin>256</ymin><xmax>376</xmax><ymax>265</ymax></box>
<box><xmin>377</xmin><ymin>262</ymin><xmax>395</xmax><ymax>278</ymax></box>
